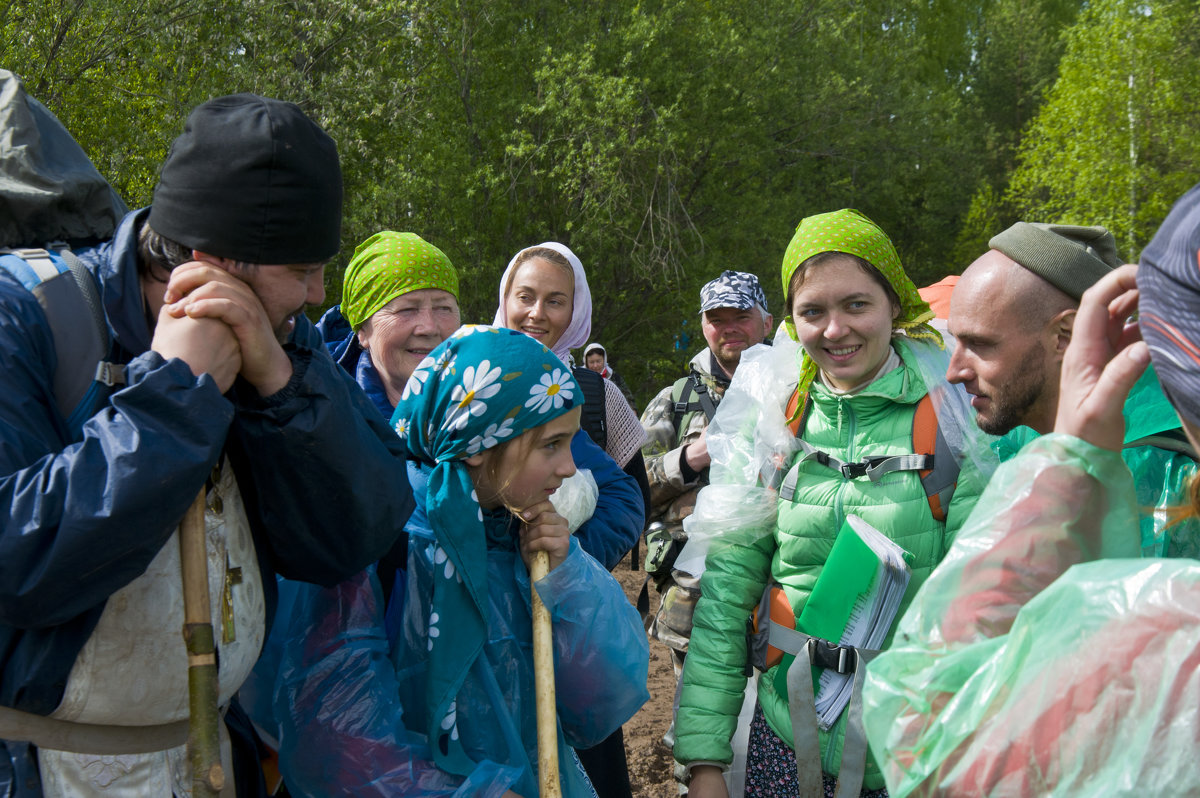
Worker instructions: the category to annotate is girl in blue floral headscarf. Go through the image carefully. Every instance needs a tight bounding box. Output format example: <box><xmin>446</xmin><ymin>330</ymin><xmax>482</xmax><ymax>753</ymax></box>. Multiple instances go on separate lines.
<box><xmin>274</xmin><ymin>325</ymin><xmax>649</xmax><ymax>798</ymax></box>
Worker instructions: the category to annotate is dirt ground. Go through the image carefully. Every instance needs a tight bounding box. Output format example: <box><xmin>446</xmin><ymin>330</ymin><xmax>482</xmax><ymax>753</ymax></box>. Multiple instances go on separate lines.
<box><xmin>613</xmin><ymin>549</ymin><xmax>680</xmax><ymax>798</ymax></box>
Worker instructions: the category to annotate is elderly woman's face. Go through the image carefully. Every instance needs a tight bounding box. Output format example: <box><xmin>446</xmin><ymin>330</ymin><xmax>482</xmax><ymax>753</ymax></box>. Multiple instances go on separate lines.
<box><xmin>504</xmin><ymin>257</ymin><xmax>574</xmax><ymax>350</ymax></box>
<box><xmin>357</xmin><ymin>288</ymin><xmax>460</xmax><ymax>404</ymax></box>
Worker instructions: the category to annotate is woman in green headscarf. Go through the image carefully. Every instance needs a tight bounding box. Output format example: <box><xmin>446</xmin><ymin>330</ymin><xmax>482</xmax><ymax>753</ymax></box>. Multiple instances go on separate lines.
<box><xmin>674</xmin><ymin>210</ymin><xmax>996</xmax><ymax>798</ymax></box>
<box><xmin>317</xmin><ymin>230</ymin><xmax>461</xmax><ymax>419</ymax></box>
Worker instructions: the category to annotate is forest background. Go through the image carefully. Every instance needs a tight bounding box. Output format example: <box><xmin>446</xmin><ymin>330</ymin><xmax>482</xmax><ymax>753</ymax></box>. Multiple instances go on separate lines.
<box><xmin>6</xmin><ymin>0</ymin><xmax>1199</xmax><ymax>404</ymax></box>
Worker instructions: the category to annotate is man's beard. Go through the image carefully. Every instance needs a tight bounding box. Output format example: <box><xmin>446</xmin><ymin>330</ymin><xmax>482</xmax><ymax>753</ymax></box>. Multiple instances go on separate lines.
<box><xmin>976</xmin><ymin>357</ymin><xmax>1048</xmax><ymax>436</ymax></box>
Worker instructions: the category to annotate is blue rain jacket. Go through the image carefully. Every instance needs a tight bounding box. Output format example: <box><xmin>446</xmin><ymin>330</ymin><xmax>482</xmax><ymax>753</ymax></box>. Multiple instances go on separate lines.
<box><xmin>0</xmin><ymin>208</ymin><xmax>413</xmax><ymax>794</ymax></box>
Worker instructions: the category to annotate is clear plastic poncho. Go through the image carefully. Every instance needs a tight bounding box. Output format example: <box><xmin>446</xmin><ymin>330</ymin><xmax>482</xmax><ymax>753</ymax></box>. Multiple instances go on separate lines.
<box><xmin>862</xmin><ymin>433</ymin><xmax>1200</xmax><ymax>796</ymax></box>
<box><xmin>675</xmin><ymin>333</ymin><xmax>996</xmax><ymax>579</ymax></box>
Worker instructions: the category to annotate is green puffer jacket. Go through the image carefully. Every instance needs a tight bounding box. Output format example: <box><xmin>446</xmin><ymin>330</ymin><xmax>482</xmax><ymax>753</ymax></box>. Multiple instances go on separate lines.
<box><xmin>675</xmin><ymin>338</ymin><xmax>990</xmax><ymax>790</ymax></box>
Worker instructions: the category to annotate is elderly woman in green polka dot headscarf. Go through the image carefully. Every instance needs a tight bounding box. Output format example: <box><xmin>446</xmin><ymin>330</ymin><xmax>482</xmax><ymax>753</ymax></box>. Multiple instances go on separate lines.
<box><xmin>317</xmin><ymin>231</ymin><xmax>461</xmax><ymax>419</ymax></box>
<box><xmin>675</xmin><ymin>209</ymin><xmax>996</xmax><ymax>798</ymax></box>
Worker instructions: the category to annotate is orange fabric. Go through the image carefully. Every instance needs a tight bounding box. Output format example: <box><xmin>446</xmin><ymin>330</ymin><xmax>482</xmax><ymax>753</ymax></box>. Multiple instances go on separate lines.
<box><xmin>752</xmin><ymin>585</ymin><xmax>796</xmax><ymax>669</ymax></box>
<box><xmin>918</xmin><ymin>275</ymin><xmax>959</xmax><ymax>320</ymax></box>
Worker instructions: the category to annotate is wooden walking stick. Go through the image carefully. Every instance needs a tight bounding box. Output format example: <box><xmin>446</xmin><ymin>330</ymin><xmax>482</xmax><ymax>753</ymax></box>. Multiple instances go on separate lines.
<box><xmin>530</xmin><ymin>549</ymin><xmax>562</xmax><ymax>798</ymax></box>
<box><xmin>180</xmin><ymin>488</ymin><xmax>224</xmax><ymax>797</ymax></box>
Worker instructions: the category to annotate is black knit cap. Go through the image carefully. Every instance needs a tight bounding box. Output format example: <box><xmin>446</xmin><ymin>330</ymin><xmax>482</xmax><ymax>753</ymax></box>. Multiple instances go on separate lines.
<box><xmin>148</xmin><ymin>94</ymin><xmax>342</xmax><ymax>264</ymax></box>
<box><xmin>989</xmin><ymin>222</ymin><xmax>1124</xmax><ymax>301</ymax></box>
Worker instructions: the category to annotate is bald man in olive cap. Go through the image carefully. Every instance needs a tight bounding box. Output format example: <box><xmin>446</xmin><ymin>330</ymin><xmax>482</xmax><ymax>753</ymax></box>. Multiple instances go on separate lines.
<box><xmin>948</xmin><ymin>221</ymin><xmax>1199</xmax><ymax>558</ymax></box>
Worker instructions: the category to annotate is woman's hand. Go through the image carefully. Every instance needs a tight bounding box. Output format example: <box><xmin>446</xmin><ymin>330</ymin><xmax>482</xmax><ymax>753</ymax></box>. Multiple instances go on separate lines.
<box><xmin>1054</xmin><ymin>264</ymin><xmax>1150</xmax><ymax>451</ymax></box>
<box><xmin>517</xmin><ymin>500</ymin><xmax>571</xmax><ymax>573</ymax></box>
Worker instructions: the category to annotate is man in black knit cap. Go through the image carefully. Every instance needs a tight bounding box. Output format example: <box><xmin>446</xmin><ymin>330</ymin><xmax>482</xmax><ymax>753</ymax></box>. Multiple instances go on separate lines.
<box><xmin>0</xmin><ymin>93</ymin><xmax>412</xmax><ymax>796</ymax></box>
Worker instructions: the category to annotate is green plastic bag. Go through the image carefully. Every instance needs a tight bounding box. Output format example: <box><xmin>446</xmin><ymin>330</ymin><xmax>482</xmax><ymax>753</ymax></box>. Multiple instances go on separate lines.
<box><xmin>863</xmin><ymin>435</ymin><xmax>1200</xmax><ymax>796</ymax></box>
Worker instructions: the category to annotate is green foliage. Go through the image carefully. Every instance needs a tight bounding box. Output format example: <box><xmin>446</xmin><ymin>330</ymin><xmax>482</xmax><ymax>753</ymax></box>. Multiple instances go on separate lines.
<box><xmin>1006</xmin><ymin>0</ymin><xmax>1200</xmax><ymax>258</ymax></box>
<box><xmin>18</xmin><ymin>0</ymin><xmax>1200</xmax><ymax>394</ymax></box>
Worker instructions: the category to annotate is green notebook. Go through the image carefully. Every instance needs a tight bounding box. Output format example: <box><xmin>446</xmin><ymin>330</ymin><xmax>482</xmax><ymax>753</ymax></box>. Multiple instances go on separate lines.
<box><xmin>772</xmin><ymin>514</ymin><xmax>912</xmax><ymax>728</ymax></box>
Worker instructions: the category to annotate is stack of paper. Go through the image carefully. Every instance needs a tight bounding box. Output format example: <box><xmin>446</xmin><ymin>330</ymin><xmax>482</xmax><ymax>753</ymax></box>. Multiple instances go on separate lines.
<box><xmin>773</xmin><ymin>514</ymin><xmax>912</xmax><ymax>729</ymax></box>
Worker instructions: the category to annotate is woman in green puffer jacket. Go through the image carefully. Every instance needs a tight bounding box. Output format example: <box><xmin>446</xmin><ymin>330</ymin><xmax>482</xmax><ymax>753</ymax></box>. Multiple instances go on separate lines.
<box><xmin>675</xmin><ymin>209</ymin><xmax>996</xmax><ymax>798</ymax></box>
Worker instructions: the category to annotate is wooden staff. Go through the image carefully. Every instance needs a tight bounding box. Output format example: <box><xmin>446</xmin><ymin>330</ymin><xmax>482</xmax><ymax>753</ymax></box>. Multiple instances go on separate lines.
<box><xmin>179</xmin><ymin>488</ymin><xmax>224</xmax><ymax>797</ymax></box>
<box><xmin>530</xmin><ymin>549</ymin><xmax>562</xmax><ymax>798</ymax></box>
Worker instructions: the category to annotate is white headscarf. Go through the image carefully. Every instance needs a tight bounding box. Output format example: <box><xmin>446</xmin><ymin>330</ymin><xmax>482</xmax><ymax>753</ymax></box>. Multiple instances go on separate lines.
<box><xmin>493</xmin><ymin>241</ymin><xmax>592</xmax><ymax>361</ymax></box>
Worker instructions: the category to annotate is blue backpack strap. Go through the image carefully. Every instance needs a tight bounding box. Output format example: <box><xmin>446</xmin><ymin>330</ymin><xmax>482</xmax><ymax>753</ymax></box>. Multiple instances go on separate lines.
<box><xmin>0</xmin><ymin>245</ymin><xmax>121</xmax><ymax>437</ymax></box>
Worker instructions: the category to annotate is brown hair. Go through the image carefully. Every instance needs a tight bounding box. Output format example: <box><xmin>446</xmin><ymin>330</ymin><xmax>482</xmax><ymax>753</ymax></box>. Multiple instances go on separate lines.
<box><xmin>137</xmin><ymin>220</ymin><xmax>262</xmax><ymax>281</ymax></box>
<box><xmin>785</xmin><ymin>251</ymin><xmax>901</xmax><ymax>318</ymax></box>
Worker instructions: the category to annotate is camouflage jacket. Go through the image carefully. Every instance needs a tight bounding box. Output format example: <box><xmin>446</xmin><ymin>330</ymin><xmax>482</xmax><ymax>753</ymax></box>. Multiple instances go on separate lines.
<box><xmin>639</xmin><ymin>349</ymin><xmax>731</xmax><ymax>534</ymax></box>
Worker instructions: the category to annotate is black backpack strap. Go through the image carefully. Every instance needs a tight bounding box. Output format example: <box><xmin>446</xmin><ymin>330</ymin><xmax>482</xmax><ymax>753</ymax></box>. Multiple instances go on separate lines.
<box><xmin>672</xmin><ymin>369</ymin><xmax>720</xmax><ymax>432</ymax></box>
<box><xmin>572</xmin><ymin>367</ymin><xmax>608</xmax><ymax>452</ymax></box>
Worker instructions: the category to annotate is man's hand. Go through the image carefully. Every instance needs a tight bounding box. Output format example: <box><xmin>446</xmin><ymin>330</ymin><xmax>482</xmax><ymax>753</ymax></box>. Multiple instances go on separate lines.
<box><xmin>163</xmin><ymin>261</ymin><xmax>294</xmax><ymax>395</ymax></box>
<box><xmin>687</xmin><ymin>765</ymin><xmax>729</xmax><ymax>798</ymax></box>
<box><xmin>1054</xmin><ymin>264</ymin><xmax>1150</xmax><ymax>451</ymax></box>
<box><xmin>683</xmin><ymin>427</ymin><xmax>712</xmax><ymax>473</ymax></box>
<box><xmin>518</xmin><ymin>500</ymin><xmax>572</xmax><ymax>573</ymax></box>
<box><xmin>150</xmin><ymin>304</ymin><xmax>242</xmax><ymax>393</ymax></box>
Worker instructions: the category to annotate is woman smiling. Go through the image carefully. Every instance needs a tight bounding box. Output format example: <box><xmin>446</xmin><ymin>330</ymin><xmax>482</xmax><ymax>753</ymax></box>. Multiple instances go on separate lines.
<box><xmin>675</xmin><ymin>209</ymin><xmax>996</xmax><ymax>798</ymax></box>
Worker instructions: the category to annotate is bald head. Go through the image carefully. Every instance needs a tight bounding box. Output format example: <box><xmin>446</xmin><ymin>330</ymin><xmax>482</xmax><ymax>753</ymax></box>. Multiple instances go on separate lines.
<box><xmin>947</xmin><ymin>248</ymin><xmax>1080</xmax><ymax>435</ymax></box>
<box><xmin>953</xmin><ymin>249</ymin><xmax>1078</xmax><ymax>332</ymax></box>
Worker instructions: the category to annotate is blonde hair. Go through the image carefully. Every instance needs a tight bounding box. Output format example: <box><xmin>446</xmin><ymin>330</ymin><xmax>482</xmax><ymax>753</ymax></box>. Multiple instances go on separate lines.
<box><xmin>469</xmin><ymin>427</ymin><xmax>540</xmax><ymax>514</ymax></box>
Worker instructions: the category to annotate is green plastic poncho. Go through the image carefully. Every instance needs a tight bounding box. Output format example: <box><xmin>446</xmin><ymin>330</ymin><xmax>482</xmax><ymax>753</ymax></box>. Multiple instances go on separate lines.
<box><xmin>994</xmin><ymin>365</ymin><xmax>1200</xmax><ymax>558</ymax></box>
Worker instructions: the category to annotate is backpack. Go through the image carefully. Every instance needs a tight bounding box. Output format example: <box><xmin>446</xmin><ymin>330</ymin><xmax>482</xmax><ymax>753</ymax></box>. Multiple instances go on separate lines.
<box><xmin>0</xmin><ymin>246</ymin><xmax>122</xmax><ymax>438</ymax></box>
<box><xmin>780</xmin><ymin>387</ymin><xmax>959</xmax><ymax>523</ymax></box>
<box><xmin>572</xmin><ymin>366</ymin><xmax>608</xmax><ymax>452</ymax></box>
<box><xmin>0</xmin><ymin>69</ymin><xmax>128</xmax><ymax>438</ymax></box>
<box><xmin>669</xmin><ymin>368</ymin><xmax>720</xmax><ymax>436</ymax></box>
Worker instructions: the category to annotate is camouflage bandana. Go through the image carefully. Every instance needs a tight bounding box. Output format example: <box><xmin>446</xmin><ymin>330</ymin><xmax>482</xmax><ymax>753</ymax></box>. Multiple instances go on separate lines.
<box><xmin>699</xmin><ymin>270</ymin><xmax>769</xmax><ymax>314</ymax></box>
<box><xmin>780</xmin><ymin>209</ymin><xmax>941</xmax><ymax>404</ymax></box>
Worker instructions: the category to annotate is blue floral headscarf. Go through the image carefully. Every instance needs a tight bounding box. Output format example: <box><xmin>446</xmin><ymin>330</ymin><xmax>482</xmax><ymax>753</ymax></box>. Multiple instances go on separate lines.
<box><xmin>388</xmin><ymin>324</ymin><xmax>580</xmax><ymax>776</ymax></box>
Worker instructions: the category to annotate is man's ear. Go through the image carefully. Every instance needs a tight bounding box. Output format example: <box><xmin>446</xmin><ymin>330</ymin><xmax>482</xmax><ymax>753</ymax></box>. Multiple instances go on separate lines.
<box><xmin>1049</xmin><ymin>308</ymin><xmax>1077</xmax><ymax>358</ymax></box>
<box><xmin>192</xmin><ymin>250</ymin><xmax>234</xmax><ymax>271</ymax></box>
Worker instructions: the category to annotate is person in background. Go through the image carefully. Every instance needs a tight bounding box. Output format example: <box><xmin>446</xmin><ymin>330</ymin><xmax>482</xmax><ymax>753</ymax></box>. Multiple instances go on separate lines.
<box><xmin>948</xmin><ymin>222</ymin><xmax>1199</xmax><ymax>557</ymax></box>
<box><xmin>637</xmin><ymin>269</ymin><xmax>772</xmax><ymax>788</ymax></box>
<box><xmin>584</xmin><ymin>342</ymin><xmax>636</xmax><ymax>409</ymax></box>
<box><xmin>495</xmin><ymin>242</ymin><xmax>649</xmax><ymax>798</ymax></box>
<box><xmin>318</xmin><ymin>231</ymin><xmax>460</xmax><ymax>420</ymax></box>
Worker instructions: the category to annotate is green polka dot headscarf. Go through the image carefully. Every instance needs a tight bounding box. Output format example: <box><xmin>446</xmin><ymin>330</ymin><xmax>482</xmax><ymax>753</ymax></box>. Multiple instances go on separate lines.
<box><xmin>781</xmin><ymin>208</ymin><xmax>941</xmax><ymax>397</ymax></box>
<box><xmin>341</xmin><ymin>231</ymin><xmax>459</xmax><ymax>329</ymax></box>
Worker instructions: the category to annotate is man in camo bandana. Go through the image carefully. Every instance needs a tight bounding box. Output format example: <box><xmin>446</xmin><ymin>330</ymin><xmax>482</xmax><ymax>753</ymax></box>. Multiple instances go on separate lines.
<box><xmin>638</xmin><ymin>269</ymin><xmax>772</xmax><ymax>786</ymax></box>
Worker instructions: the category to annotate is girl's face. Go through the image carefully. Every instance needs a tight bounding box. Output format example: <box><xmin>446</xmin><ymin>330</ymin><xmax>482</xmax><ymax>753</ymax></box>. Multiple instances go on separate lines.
<box><xmin>790</xmin><ymin>255</ymin><xmax>900</xmax><ymax>391</ymax></box>
<box><xmin>504</xmin><ymin>257</ymin><xmax>574</xmax><ymax>349</ymax></box>
<box><xmin>469</xmin><ymin>406</ymin><xmax>580</xmax><ymax>511</ymax></box>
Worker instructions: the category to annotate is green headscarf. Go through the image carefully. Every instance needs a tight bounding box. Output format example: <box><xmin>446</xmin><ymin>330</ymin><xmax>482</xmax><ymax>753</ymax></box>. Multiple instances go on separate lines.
<box><xmin>781</xmin><ymin>209</ymin><xmax>941</xmax><ymax>401</ymax></box>
<box><xmin>341</xmin><ymin>231</ymin><xmax>459</xmax><ymax>329</ymax></box>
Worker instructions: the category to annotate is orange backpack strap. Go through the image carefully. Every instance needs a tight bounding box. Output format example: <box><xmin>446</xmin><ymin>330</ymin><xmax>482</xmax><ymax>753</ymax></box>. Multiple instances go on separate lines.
<box><xmin>749</xmin><ymin>582</ymin><xmax>796</xmax><ymax>671</ymax></box>
<box><xmin>912</xmin><ymin>393</ymin><xmax>958</xmax><ymax>523</ymax></box>
<box><xmin>785</xmin><ymin>387</ymin><xmax>808</xmax><ymax>437</ymax></box>
<box><xmin>780</xmin><ymin>392</ymin><xmax>960</xmax><ymax>522</ymax></box>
